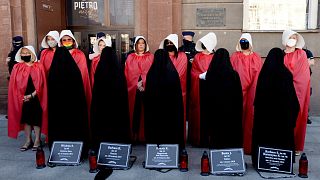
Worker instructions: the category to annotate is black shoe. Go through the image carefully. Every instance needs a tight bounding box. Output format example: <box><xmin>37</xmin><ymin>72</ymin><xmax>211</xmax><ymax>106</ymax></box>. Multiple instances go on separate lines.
<box><xmin>307</xmin><ymin>118</ymin><xmax>312</xmax><ymax>124</ymax></box>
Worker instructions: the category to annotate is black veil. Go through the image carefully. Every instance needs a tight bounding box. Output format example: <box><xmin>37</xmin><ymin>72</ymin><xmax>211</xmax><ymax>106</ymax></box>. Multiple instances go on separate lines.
<box><xmin>201</xmin><ymin>48</ymin><xmax>243</xmax><ymax>149</ymax></box>
<box><xmin>144</xmin><ymin>49</ymin><xmax>184</xmax><ymax>146</ymax></box>
<box><xmin>90</xmin><ymin>47</ymin><xmax>130</xmax><ymax>150</ymax></box>
<box><xmin>251</xmin><ymin>48</ymin><xmax>299</xmax><ymax>167</ymax></box>
<box><xmin>48</xmin><ymin>47</ymin><xmax>89</xmax><ymax>153</ymax></box>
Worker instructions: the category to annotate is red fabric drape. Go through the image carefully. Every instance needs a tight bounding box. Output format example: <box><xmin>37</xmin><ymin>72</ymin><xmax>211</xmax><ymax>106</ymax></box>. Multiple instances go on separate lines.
<box><xmin>284</xmin><ymin>49</ymin><xmax>310</xmax><ymax>151</ymax></box>
<box><xmin>8</xmin><ymin>62</ymin><xmax>48</xmax><ymax>138</ymax></box>
<box><xmin>170</xmin><ymin>52</ymin><xmax>188</xmax><ymax>143</ymax></box>
<box><xmin>230</xmin><ymin>51</ymin><xmax>262</xmax><ymax>154</ymax></box>
<box><xmin>90</xmin><ymin>55</ymin><xmax>101</xmax><ymax>88</ymax></box>
<box><xmin>189</xmin><ymin>53</ymin><xmax>213</xmax><ymax>146</ymax></box>
<box><xmin>125</xmin><ymin>52</ymin><xmax>154</xmax><ymax>141</ymax></box>
<box><xmin>39</xmin><ymin>49</ymin><xmax>55</xmax><ymax>77</ymax></box>
<box><xmin>71</xmin><ymin>49</ymin><xmax>92</xmax><ymax>117</ymax></box>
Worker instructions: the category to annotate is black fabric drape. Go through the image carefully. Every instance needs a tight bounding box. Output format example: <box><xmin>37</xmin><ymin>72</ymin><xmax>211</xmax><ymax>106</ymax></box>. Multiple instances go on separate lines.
<box><xmin>48</xmin><ymin>47</ymin><xmax>89</xmax><ymax>153</ymax></box>
<box><xmin>144</xmin><ymin>49</ymin><xmax>184</xmax><ymax>146</ymax></box>
<box><xmin>132</xmin><ymin>76</ymin><xmax>143</xmax><ymax>134</ymax></box>
<box><xmin>251</xmin><ymin>48</ymin><xmax>300</xmax><ymax>168</ymax></box>
<box><xmin>21</xmin><ymin>76</ymin><xmax>42</xmax><ymax>127</ymax></box>
<box><xmin>201</xmin><ymin>48</ymin><xmax>243</xmax><ymax>149</ymax></box>
<box><xmin>90</xmin><ymin>47</ymin><xmax>130</xmax><ymax>151</ymax></box>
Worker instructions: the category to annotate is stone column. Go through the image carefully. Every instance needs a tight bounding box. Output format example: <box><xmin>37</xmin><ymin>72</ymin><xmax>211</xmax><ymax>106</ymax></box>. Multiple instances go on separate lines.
<box><xmin>24</xmin><ymin>0</ymin><xmax>37</xmax><ymax>49</ymax></box>
<box><xmin>147</xmin><ymin>0</ymin><xmax>182</xmax><ymax>52</ymax></box>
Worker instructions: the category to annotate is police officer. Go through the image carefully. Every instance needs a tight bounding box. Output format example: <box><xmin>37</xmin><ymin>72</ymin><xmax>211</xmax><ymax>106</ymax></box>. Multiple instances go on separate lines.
<box><xmin>179</xmin><ymin>31</ymin><xmax>196</xmax><ymax>62</ymax></box>
<box><xmin>179</xmin><ymin>31</ymin><xmax>196</xmax><ymax>125</ymax></box>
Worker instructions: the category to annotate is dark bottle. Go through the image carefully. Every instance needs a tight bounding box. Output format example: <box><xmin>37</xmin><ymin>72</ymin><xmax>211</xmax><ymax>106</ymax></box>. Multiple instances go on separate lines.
<box><xmin>298</xmin><ymin>153</ymin><xmax>308</xmax><ymax>178</ymax></box>
<box><xmin>179</xmin><ymin>149</ymin><xmax>188</xmax><ymax>172</ymax></box>
<box><xmin>200</xmin><ymin>151</ymin><xmax>210</xmax><ymax>176</ymax></box>
<box><xmin>36</xmin><ymin>146</ymin><xmax>46</xmax><ymax>169</ymax></box>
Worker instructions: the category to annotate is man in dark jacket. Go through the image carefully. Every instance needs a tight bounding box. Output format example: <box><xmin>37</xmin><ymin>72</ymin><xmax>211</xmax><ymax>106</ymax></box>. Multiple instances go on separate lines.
<box><xmin>179</xmin><ymin>31</ymin><xmax>196</xmax><ymax>62</ymax></box>
<box><xmin>179</xmin><ymin>31</ymin><xmax>196</xmax><ymax>124</ymax></box>
<box><xmin>6</xmin><ymin>36</ymin><xmax>24</xmax><ymax>75</ymax></box>
<box><xmin>303</xmin><ymin>48</ymin><xmax>314</xmax><ymax>124</ymax></box>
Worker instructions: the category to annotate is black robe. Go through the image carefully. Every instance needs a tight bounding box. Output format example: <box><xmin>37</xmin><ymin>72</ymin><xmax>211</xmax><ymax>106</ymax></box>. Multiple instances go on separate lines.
<box><xmin>200</xmin><ymin>48</ymin><xmax>243</xmax><ymax>149</ymax></box>
<box><xmin>48</xmin><ymin>47</ymin><xmax>89</xmax><ymax>155</ymax></box>
<box><xmin>251</xmin><ymin>48</ymin><xmax>300</xmax><ymax>168</ymax></box>
<box><xmin>144</xmin><ymin>49</ymin><xmax>184</xmax><ymax>147</ymax></box>
<box><xmin>90</xmin><ymin>47</ymin><xmax>130</xmax><ymax>151</ymax></box>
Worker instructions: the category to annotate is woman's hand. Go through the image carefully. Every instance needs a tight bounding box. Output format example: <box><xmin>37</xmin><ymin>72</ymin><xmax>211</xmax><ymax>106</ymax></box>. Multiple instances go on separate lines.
<box><xmin>137</xmin><ymin>80</ymin><xmax>144</xmax><ymax>92</ymax></box>
<box><xmin>23</xmin><ymin>91</ymin><xmax>36</xmax><ymax>102</ymax></box>
<box><xmin>23</xmin><ymin>94</ymin><xmax>32</xmax><ymax>102</ymax></box>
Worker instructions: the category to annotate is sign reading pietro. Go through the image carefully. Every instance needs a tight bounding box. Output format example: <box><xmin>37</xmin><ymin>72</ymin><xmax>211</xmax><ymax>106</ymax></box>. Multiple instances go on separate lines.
<box><xmin>74</xmin><ymin>1</ymin><xmax>98</xmax><ymax>10</ymax></box>
<box><xmin>67</xmin><ymin>0</ymin><xmax>104</xmax><ymax>26</ymax></box>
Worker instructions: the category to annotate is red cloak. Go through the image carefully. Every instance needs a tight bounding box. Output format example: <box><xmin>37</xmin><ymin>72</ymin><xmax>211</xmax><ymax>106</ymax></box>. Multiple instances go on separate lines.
<box><xmin>125</xmin><ymin>52</ymin><xmax>154</xmax><ymax>141</ymax></box>
<box><xmin>189</xmin><ymin>52</ymin><xmax>213</xmax><ymax>146</ymax></box>
<box><xmin>284</xmin><ymin>49</ymin><xmax>310</xmax><ymax>151</ymax></box>
<box><xmin>230</xmin><ymin>51</ymin><xmax>262</xmax><ymax>154</ymax></box>
<box><xmin>71</xmin><ymin>49</ymin><xmax>92</xmax><ymax>116</ymax></box>
<box><xmin>170</xmin><ymin>52</ymin><xmax>188</xmax><ymax>142</ymax></box>
<box><xmin>8</xmin><ymin>62</ymin><xmax>48</xmax><ymax>138</ymax></box>
<box><xmin>90</xmin><ymin>54</ymin><xmax>101</xmax><ymax>88</ymax></box>
<box><xmin>39</xmin><ymin>49</ymin><xmax>55</xmax><ymax>77</ymax></box>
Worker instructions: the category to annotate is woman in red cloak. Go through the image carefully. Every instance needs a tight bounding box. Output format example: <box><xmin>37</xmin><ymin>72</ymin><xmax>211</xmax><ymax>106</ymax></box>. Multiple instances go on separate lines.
<box><xmin>189</xmin><ymin>32</ymin><xmax>217</xmax><ymax>147</ymax></box>
<box><xmin>8</xmin><ymin>46</ymin><xmax>48</xmax><ymax>151</ymax></box>
<box><xmin>230</xmin><ymin>33</ymin><xmax>262</xmax><ymax>154</ymax></box>
<box><xmin>90</xmin><ymin>36</ymin><xmax>112</xmax><ymax>88</ymax></box>
<box><xmin>282</xmin><ymin>30</ymin><xmax>310</xmax><ymax>155</ymax></box>
<box><xmin>39</xmin><ymin>30</ymin><xmax>59</xmax><ymax>77</ymax></box>
<box><xmin>125</xmin><ymin>36</ymin><xmax>153</xmax><ymax>142</ymax></box>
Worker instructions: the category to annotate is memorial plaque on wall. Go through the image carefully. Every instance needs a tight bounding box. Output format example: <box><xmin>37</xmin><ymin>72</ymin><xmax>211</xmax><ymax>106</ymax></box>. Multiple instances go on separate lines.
<box><xmin>196</xmin><ymin>8</ymin><xmax>226</xmax><ymax>27</ymax></box>
<box><xmin>49</xmin><ymin>141</ymin><xmax>83</xmax><ymax>165</ymax></box>
<box><xmin>67</xmin><ymin>0</ymin><xmax>105</xmax><ymax>26</ymax></box>
<box><xmin>97</xmin><ymin>143</ymin><xmax>131</xmax><ymax>168</ymax></box>
<box><xmin>145</xmin><ymin>144</ymin><xmax>179</xmax><ymax>168</ymax></box>
<box><xmin>258</xmin><ymin>147</ymin><xmax>293</xmax><ymax>174</ymax></box>
<box><xmin>210</xmin><ymin>148</ymin><xmax>246</xmax><ymax>174</ymax></box>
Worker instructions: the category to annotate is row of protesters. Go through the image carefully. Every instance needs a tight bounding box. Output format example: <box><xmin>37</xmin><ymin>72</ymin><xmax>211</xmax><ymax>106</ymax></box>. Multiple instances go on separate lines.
<box><xmin>7</xmin><ymin>30</ymin><xmax>92</xmax><ymax>156</ymax></box>
<box><xmin>7</xmin><ymin>29</ymin><xmax>310</xmax><ymax>159</ymax></box>
<box><xmin>188</xmin><ymin>32</ymin><xmax>262</xmax><ymax>152</ymax></box>
<box><xmin>188</xmin><ymin>30</ymin><xmax>310</xmax><ymax>157</ymax></box>
<box><xmin>90</xmin><ymin>34</ymin><xmax>187</xmax><ymax>149</ymax></box>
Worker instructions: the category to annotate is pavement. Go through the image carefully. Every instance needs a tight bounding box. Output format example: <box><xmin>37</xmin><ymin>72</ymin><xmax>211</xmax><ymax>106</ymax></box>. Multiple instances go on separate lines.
<box><xmin>0</xmin><ymin>114</ymin><xmax>319</xmax><ymax>180</ymax></box>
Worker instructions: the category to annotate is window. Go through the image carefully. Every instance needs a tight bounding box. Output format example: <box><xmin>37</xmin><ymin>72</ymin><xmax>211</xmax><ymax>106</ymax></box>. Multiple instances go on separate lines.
<box><xmin>243</xmin><ymin>0</ymin><xmax>318</xmax><ymax>31</ymax></box>
<box><xmin>67</xmin><ymin>0</ymin><xmax>134</xmax><ymax>27</ymax></box>
<box><xmin>109</xmin><ymin>0</ymin><xmax>134</xmax><ymax>26</ymax></box>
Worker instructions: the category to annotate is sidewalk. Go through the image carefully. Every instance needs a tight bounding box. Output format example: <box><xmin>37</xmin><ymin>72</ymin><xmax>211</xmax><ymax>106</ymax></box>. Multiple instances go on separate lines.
<box><xmin>0</xmin><ymin>114</ymin><xmax>319</xmax><ymax>180</ymax></box>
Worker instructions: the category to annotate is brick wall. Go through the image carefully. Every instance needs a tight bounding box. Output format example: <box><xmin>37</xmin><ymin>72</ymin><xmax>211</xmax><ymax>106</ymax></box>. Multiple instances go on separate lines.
<box><xmin>0</xmin><ymin>0</ymin><xmax>12</xmax><ymax>114</ymax></box>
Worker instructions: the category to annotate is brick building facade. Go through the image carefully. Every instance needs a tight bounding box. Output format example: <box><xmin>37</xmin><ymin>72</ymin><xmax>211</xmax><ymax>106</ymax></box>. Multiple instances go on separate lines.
<box><xmin>1</xmin><ymin>0</ymin><xmax>320</xmax><ymax>115</ymax></box>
